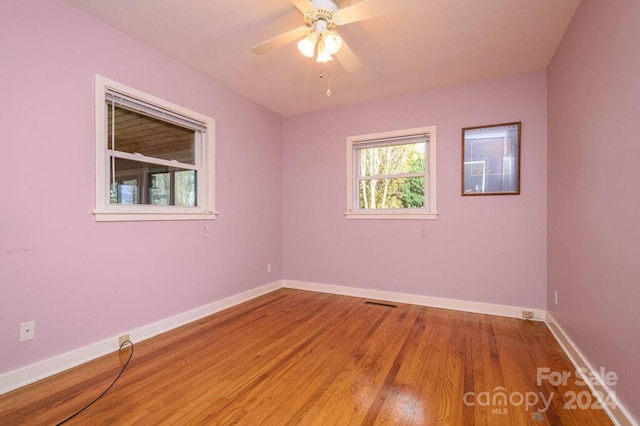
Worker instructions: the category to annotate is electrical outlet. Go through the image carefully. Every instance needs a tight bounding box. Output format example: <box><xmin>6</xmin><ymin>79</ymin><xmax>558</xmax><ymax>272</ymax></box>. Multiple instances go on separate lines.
<box><xmin>267</xmin><ymin>263</ymin><xmax>272</xmax><ymax>274</ymax></box>
<box><xmin>522</xmin><ymin>311</ymin><xmax>534</xmax><ymax>320</ymax></box>
<box><xmin>20</xmin><ymin>321</ymin><xmax>35</xmax><ymax>342</ymax></box>
<box><xmin>554</xmin><ymin>290</ymin><xmax>558</xmax><ymax>306</ymax></box>
<box><xmin>119</xmin><ymin>334</ymin><xmax>130</xmax><ymax>346</ymax></box>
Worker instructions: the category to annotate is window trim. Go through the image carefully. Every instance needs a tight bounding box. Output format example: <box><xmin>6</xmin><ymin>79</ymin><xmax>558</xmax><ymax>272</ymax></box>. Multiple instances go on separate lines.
<box><xmin>94</xmin><ymin>75</ymin><xmax>217</xmax><ymax>222</ymax></box>
<box><xmin>345</xmin><ymin>126</ymin><xmax>438</xmax><ymax>220</ymax></box>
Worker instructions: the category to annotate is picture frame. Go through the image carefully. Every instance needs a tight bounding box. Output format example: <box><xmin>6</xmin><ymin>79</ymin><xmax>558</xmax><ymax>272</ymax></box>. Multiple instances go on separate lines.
<box><xmin>462</xmin><ymin>122</ymin><xmax>521</xmax><ymax>196</ymax></box>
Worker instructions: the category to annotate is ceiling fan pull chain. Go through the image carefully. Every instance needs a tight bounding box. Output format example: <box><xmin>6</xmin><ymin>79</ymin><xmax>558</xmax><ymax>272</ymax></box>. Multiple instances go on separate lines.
<box><xmin>326</xmin><ymin>65</ymin><xmax>332</xmax><ymax>96</ymax></box>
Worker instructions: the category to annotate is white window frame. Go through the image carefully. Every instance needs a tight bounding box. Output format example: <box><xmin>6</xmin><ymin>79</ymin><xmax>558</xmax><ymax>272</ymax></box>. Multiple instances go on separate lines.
<box><xmin>94</xmin><ymin>75</ymin><xmax>217</xmax><ymax>222</ymax></box>
<box><xmin>345</xmin><ymin>126</ymin><xmax>437</xmax><ymax>220</ymax></box>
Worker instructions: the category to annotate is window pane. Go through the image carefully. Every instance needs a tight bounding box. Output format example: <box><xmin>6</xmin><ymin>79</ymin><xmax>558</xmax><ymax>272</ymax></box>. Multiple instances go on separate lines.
<box><xmin>107</xmin><ymin>104</ymin><xmax>195</xmax><ymax>164</ymax></box>
<box><xmin>358</xmin><ymin>177</ymin><xmax>425</xmax><ymax>209</ymax></box>
<box><xmin>115</xmin><ymin>178</ymin><xmax>138</xmax><ymax>204</ymax></box>
<box><xmin>149</xmin><ymin>172</ymin><xmax>171</xmax><ymax>205</ymax></box>
<box><xmin>174</xmin><ymin>170</ymin><xmax>197</xmax><ymax>207</ymax></box>
<box><xmin>109</xmin><ymin>158</ymin><xmax>196</xmax><ymax>207</ymax></box>
<box><xmin>359</xmin><ymin>142</ymin><xmax>425</xmax><ymax>177</ymax></box>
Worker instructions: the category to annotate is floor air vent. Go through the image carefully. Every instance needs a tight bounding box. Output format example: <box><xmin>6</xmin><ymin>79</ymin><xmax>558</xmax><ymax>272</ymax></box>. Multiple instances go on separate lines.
<box><xmin>364</xmin><ymin>301</ymin><xmax>398</xmax><ymax>308</ymax></box>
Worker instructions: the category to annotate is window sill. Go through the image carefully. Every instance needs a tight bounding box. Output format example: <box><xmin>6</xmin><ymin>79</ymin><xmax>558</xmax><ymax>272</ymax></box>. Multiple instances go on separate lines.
<box><xmin>344</xmin><ymin>211</ymin><xmax>438</xmax><ymax>220</ymax></box>
<box><xmin>94</xmin><ymin>210</ymin><xmax>219</xmax><ymax>222</ymax></box>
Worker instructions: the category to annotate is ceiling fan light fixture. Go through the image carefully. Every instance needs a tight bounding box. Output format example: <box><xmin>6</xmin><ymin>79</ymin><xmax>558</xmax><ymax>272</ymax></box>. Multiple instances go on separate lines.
<box><xmin>323</xmin><ymin>30</ymin><xmax>342</xmax><ymax>55</ymax></box>
<box><xmin>297</xmin><ymin>32</ymin><xmax>318</xmax><ymax>58</ymax></box>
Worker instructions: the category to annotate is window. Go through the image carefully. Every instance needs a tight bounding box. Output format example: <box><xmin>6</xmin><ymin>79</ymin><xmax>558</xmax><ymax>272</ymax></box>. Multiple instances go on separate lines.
<box><xmin>462</xmin><ymin>122</ymin><xmax>521</xmax><ymax>195</ymax></box>
<box><xmin>94</xmin><ymin>75</ymin><xmax>216</xmax><ymax>221</ymax></box>
<box><xmin>346</xmin><ymin>126</ymin><xmax>437</xmax><ymax>220</ymax></box>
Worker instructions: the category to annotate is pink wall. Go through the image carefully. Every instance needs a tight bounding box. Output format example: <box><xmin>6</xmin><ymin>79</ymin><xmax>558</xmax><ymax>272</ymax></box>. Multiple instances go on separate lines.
<box><xmin>0</xmin><ymin>1</ymin><xmax>282</xmax><ymax>373</ymax></box>
<box><xmin>547</xmin><ymin>0</ymin><xmax>640</xmax><ymax>419</ymax></box>
<box><xmin>282</xmin><ymin>71</ymin><xmax>548</xmax><ymax>308</ymax></box>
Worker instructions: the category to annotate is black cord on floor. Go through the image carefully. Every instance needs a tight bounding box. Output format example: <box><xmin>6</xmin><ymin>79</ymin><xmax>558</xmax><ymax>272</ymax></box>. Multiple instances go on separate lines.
<box><xmin>56</xmin><ymin>340</ymin><xmax>134</xmax><ymax>425</ymax></box>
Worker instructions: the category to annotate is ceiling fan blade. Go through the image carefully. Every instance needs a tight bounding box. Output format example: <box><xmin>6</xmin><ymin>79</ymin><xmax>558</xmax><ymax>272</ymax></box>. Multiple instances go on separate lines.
<box><xmin>335</xmin><ymin>39</ymin><xmax>362</xmax><ymax>72</ymax></box>
<box><xmin>251</xmin><ymin>26</ymin><xmax>310</xmax><ymax>55</ymax></box>
<box><xmin>290</xmin><ymin>0</ymin><xmax>314</xmax><ymax>13</ymax></box>
<box><xmin>335</xmin><ymin>0</ymin><xmax>404</xmax><ymax>25</ymax></box>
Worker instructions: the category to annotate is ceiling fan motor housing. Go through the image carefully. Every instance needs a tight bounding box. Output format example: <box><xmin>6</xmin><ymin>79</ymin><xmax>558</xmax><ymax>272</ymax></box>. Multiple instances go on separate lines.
<box><xmin>304</xmin><ymin>0</ymin><xmax>339</xmax><ymax>30</ymax></box>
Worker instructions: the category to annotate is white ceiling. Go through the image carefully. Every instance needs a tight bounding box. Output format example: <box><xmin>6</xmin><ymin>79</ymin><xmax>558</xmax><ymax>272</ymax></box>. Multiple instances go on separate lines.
<box><xmin>62</xmin><ymin>0</ymin><xmax>581</xmax><ymax>116</ymax></box>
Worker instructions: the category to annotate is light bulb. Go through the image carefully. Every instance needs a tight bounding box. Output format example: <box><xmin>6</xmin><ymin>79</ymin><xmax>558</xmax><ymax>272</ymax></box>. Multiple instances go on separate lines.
<box><xmin>297</xmin><ymin>33</ymin><xmax>318</xmax><ymax>58</ymax></box>
<box><xmin>316</xmin><ymin>39</ymin><xmax>333</xmax><ymax>63</ymax></box>
<box><xmin>323</xmin><ymin>31</ymin><xmax>342</xmax><ymax>55</ymax></box>
<box><xmin>316</xmin><ymin>50</ymin><xmax>333</xmax><ymax>63</ymax></box>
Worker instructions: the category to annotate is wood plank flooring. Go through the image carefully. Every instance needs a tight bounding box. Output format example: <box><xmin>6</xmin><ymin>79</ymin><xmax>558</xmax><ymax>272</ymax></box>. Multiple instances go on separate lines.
<box><xmin>0</xmin><ymin>289</ymin><xmax>612</xmax><ymax>425</ymax></box>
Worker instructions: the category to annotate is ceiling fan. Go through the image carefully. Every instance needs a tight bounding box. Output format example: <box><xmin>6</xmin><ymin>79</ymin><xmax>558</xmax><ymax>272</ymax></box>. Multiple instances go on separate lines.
<box><xmin>251</xmin><ymin>0</ymin><xmax>402</xmax><ymax>72</ymax></box>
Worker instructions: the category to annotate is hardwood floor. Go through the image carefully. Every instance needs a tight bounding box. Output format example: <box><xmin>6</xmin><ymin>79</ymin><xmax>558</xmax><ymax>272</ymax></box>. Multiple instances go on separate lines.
<box><xmin>0</xmin><ymin>289</ymin><xmax>612</xmax><ymax>425</ymax></box>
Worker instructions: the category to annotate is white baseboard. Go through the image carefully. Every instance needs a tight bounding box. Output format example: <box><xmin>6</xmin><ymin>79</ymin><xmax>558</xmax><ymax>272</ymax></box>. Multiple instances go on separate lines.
<box><xmin>0</xmin><ymin>280</ymin><xmax>283</xmax><ymax>395</ymax></box>
<box><xmin>282</xmin><ymin>280</ymin><xmax>546</xmax><ymax>320</ymax></box>
<box><xmin>545</xmin><ymin>312</ymin><xmax>637</xmax><ymax>426</ymax></box>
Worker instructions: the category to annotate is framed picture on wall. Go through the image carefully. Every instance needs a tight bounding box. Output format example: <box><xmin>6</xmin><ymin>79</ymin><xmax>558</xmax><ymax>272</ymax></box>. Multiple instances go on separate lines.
<box><xmin>462</xmin><ymin>122</ymin><xmax>521</xmax><ymax>196</ymax></box>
